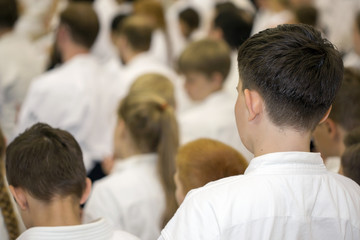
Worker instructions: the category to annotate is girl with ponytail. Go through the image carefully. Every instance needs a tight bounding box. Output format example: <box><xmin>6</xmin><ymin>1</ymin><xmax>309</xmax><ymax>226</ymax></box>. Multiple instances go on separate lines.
<box><xmin>83</xmin><ymin>92</ymin><xmax>178</xmax><ymax>240</ymax></box>
<box><xmin>0</xmin><ymin>127</ymin><xmax>21</xmax><ymax>240</ymax></box>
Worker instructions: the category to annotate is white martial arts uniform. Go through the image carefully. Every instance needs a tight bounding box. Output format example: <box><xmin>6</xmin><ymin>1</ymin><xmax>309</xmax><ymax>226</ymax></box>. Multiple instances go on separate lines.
<box><xmin>83</xmin><ymin>154</ymin><xmax>165</xmax><ymax>240</ymax></box>
<box><xmin>0</xmin><ymin>32</ymin><xmax>45</xmax><ymax>140</ymax></box>
<box><xmin>17</xmin><ymin>218</ymin><xmax>139</xmax><ymax>240</ymax></box>
<box><xmin>159</xmin><ymin>152</ymin><xmax>360</xmax><ymax>240</ymax></box>
<box><xmin>16</xmin><ymin>54</ymin><xmax>104</xmax><ymax>172</ymax></box>
<box><xmin>178</xmin><ymin>90</ymin><xmax>253</xmax><ymax>160</ymax></box>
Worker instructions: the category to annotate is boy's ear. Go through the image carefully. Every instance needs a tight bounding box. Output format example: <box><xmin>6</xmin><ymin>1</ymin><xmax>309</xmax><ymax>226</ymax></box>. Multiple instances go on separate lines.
<box><xmin>210</xmin><ymin>72</ymin><xmax>224</xmax><ymax>89</ymax></box>
<box><xmin>319</xmin><ymin>105</ymin><xmax>332</xmax><ymax>124</ymax></box>
<box><xmin>244</xmin><ymin>89</ymin><xmax>263</xmax><ymax>121</ymax></box>
<box><xmin>9</xmin><ymin>186</ymin><xmax>29</xmax><ymax>210</ymax></box>
<box><xmin>80</xmin><ymin>178</ymin><xmax>92</xmax><ymax>205</ymax></box>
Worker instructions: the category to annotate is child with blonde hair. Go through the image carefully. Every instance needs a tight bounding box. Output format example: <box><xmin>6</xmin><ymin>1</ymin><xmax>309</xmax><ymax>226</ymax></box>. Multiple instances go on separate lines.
<box><xmin>84</xmin><ymin>93</ymin><xmax>179</xmax><ymax>240</ymax></box>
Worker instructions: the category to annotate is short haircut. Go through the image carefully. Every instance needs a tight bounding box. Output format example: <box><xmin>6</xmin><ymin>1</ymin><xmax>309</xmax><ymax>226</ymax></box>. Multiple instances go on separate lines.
<box><xmin>6</xmin><ymin>123</ymin><xmax>86</xmax><ymax>201</ymax></box>
<box><xmin>179</xmin><ymin>7</ymin><xmax>200</xmax><ymax>32</ymax></box>
<box><xmin>130</xmin><ymin>73</ymin><xmax>176</xmax><ymax>108</ymax></box>
<box><xmin>237</xmin><ymin>24</ymin><xmax>343</xmax><ymax>131</ymax></box>
<box><xmin>341</xmin><ymin>127</ymin><xmax>360</xmax><ymax>185</ymax></box>
<box><xmin>60</xmin><ymin>2</ymin><xmax>99</xmax><ymax>49</ymax></box>
<box><xmin>214</xmin><ymin>8</ymin><xmax>252</xmax><ymax>49</ymax></box>
<box><xmin>178</xmin><ymin>39</ymin><xmax>231</xmax><ymax>80</ymax></box>
<box><xmin>329</xmin><ymin>68</ymin><xmax>360</xmax><ymax>131</ymax></box>
<box><xmin>116</xmin><ymin>15</ymin><xmax>154</xmax><ymax>52</ymax></box>
<box><xmin>110</xmin><ymin>13</ymin><xmax>129</xmax><ymax>32</ymax></box>
<box><xmin>134</xmin><ymin>0</ymin><xmax>165</xmax><ymax>30</ymax></box>
<box><xmin>176</xmin><ymin>138</ymin><xmax>248</xmax><ymax>194</ymax></box>
<box><xmin>0</xmin><ymin>0</ymin><xmax>18</xmax><ymax>28</ymax></box>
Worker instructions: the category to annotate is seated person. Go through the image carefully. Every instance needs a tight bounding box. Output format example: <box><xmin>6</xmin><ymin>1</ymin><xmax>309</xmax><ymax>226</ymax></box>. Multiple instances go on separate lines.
<box><xmin>6</xmin><ymin>123</ymin><xmax>139</xmax><ymax>240</ymax></box>
<box><xmin>313</xmin><ymin>67</ymin><xmax>360</xmax><ymax>172</ymax></box>
<box><xmin>177</xmin><ymin>38</ymin><xmax>253</xmax><ymax>160</ymax></box>
<box><xmin>340</xmin><ymin>127</ymin><xmax>360</xmax><ymax>185</ymax></box>
<box><xmin>83</xmin><ymin>93</ymin><xmax>178</xmax><ymax>240</ymax></box>
<box><xmin>174</xmin><ymin>138</ymin><xmax>248</xmax><ymax>205</ymax></box>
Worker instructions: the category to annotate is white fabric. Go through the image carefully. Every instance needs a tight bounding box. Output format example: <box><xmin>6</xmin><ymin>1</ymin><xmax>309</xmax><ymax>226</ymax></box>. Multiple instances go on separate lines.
<box><xmin>325</xmin><ymin>156</ymin><xmax>341</xmax><ymax>173</ymax></box>
<box><xmin>343</xmin><ymin>51</ymin><xmax>360</xmax><ymax>70</ymax></box>
<box><xmin>0</xmin><ymin>32</ymin><xmax>45</xmax><ymax>140</ymax></box>
<box><xmin>224</xmin><ymin>51</ymin><xmax>240</xmax><ymax>102</ymax></box>
<box><xmin>159</xmin><ymin>151</ymin><xmax>360</xmax><ymax>240</ymax></box>
<box><xmin>17</xmin><ymin>218</ymin><xmax>139</xmax><ymax>240</ymax></box>
<box><xmin>178</xmin><ymin>90</ymin><xmax>253</xmax><ymax>161</ymax></box>
<box><xmin>83</xmin><ymin>154</ymin><xmax>165</xmax><ymax>240</ymax></box>
<box><xmin>16</xmin><ymin>54</ymin><xmax>105</xmax><ymax>172</ymax></box>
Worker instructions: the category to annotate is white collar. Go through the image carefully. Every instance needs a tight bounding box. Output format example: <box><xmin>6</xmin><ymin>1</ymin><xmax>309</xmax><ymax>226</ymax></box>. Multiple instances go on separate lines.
<box><xmin>245</xmin><ymin>152</ymin><xmax>327</xmax><ymax>175</ymax></box>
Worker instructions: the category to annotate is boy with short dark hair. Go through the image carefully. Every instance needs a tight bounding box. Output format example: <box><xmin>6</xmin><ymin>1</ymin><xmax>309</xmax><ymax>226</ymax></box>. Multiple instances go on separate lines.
<box><xmin>159</xmin><ymin>24</ymin><xmax>360</xmax><ymax>240</ymax></box>
<box><xmin>6</xmin><ymin>123</ymin><xmax>139</xmax><ymax>240</ymax></box>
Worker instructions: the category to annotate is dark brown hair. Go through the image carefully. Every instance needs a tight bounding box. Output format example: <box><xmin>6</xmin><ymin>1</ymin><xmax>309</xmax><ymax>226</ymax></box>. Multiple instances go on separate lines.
<box><xmin>0</xmin><ymin>0</ymin><xmax>18</xmax><ymax>29</ymax></box>
<box><xmin>178</xmin><ymin>39</ymin><xmax>231</xmax><ymax>79</ymax></box>
<box><xmin>6</xmin><ymin>123</ymin><xmax>86</xmax><ymax>201</ymax></box>
<box><xmin>238</xmin><ymin>24</ymin><xmax>343</xmax><ymax>131</ymax></box>
<box><xmin>177</xmin><ymin>138</ymin><xmax>248</xmax><ymax>194</ymax></box>
<box><xmin>329</xmin><ymin>68</ymin><xmax>360</xmax><ymax>131</ymax></box>
<box><xmin>0</xmin><ymin>127</ymin><xmax>19</xmax><ymax>240</ymax></box>
<box><xmin>341</xmin><ymin>127</ymin><xmax>360</xmax><ymax>185</ymax></box>
<box><xmin>118</xmin><ymin>93</ymin><xmax>178</xmax><ymax>227</ymax></box>
<box><xmin>60</xmin><ymin>2</ymin><xmax>99</xmax><ymax>49</ymax></box>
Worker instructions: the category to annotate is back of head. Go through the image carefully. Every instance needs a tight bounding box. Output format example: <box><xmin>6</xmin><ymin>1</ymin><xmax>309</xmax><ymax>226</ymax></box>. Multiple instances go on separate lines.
<box><xmin>118</xmin><ymin>93</ymin><xmax>179</xmax><ymax>226</ymax></box>
<box><xmin>238</xmin><ymin>24</ymin><xmax>343</xmax><ymax>131</ymax></box>
<box><xmin>178</xmin><ymin>39</ymin><xmax>231</xmax><ymax>79</ymax></box>
<box><xmin>6</xmin><ymin>123</ymin><xmax>86</xmax><ymax>201</ymax></box>
<box><xmin>134</xmin><ymin>0</ymin><xmax>165</xmax><ymax>29</ymax></box>
<box><xmin>179</xmin><ymin>7</ymin><xmax>200</xmax><ymax>33</ymax></box>
<box><xmin>176</xmin><ymin>138</ymin><xmax>248</xmax><ymax>195</ymax></box>
<box><xmin>214</xmin><ymin>8</ymin><xmax>252</xmax><ymax>50</ymax></box>
<box><xmin>60</xmin><ymin>2</ymin><xmax>99</xmax><ymax>49</ymax></box>
<box><xmin>116</xmin><ymin>15</ymin><xmax>154</xmax><ymax>52</ymax></box>
<box><xmin>130</xmin><ymin>73</ymin><xmax>176</xmax><ymax>108</ymax></box>
<box><xmin>0</xmin><ymin>126</ymin><xmax>19</xmax><ymax>240</ymax></box>
<box><xmin>341</xmin><ymin>127</ymin><xmax>360</xmax><ymax>185</ymax></box>
<box><xmin>0</xmin><ymin>0</ymin><xmax>18</xmax><ymax>29</ymax></box>
<box><xmin>329</xmin><ymin>67</ymin><xmax>360</xmax><ymax>132</ymax></box>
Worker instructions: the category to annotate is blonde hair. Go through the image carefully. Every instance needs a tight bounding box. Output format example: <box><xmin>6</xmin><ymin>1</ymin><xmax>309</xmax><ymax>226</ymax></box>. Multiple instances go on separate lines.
<box><xmin>130</xmin><ymin>73</ymin><xmax>176</xmax><ymax>109</ymax></box>
<box><xmin>118</xmin><ymin>93</ymin><xmax>178</xmax><ymax>227</ymax></box>
<box><xmin>0</xmin><ymin>128</ymin><xmax>20</xmax><ymax>240</ymax></box>
<box><xmin>134</xmin><ymin>0</ymin><xmax>166</xmax><ymax>30</ymax></box>
<box><xmin>177</xmin><ymin>138</ymin><xmax>248</xmax><ymax>194</ymax></box>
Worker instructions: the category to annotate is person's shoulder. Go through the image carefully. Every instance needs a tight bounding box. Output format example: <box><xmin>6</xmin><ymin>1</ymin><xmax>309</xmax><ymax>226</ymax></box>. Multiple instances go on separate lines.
<box><xmin>329</xmin><ymin>172</ymin><xmax>360</xmax><ymax>194</ymax></box>
<box><xmin>111</xmin><ymin>230</ymin><xmax>140</xmax><ymax>240</ymax></box>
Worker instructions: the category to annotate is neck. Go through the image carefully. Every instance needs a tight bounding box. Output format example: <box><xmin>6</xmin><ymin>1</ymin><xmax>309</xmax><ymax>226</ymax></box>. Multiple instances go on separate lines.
<box><xmin>29</xmin><ymin>196</ymin><xmax>81</xmax><ymax>227</ymax></box>
<box><xmin>61</xmin><ymin>43</ymin><xmax>89</xmax><ymax>62</ymax></box>
<box><xmin>251</xmin><ymin>123</ymin><xmax>311</xmax><ymax>157</ymax></box>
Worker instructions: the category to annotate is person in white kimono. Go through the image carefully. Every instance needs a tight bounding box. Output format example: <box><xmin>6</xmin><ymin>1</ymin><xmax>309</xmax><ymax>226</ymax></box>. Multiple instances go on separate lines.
<box><xmin>159</xmin><ymin>24</ymin><xmax>360</xmax><ymax>240</ymax></box>
<box><xmin>0</xmin><ymin>0</ymin><xmax>45</xmax><ymax>140</ymax></box>
<box><xmin>16</xmin><ymin>2</ymin><xmax>104</xmax><ymax>172</ymax></box>
<box><xmin>177</xmin><ymin>39</ymin><xmax>253</xmax><ymax>160</ymax></box>
<box><xmin>83</xmin><ymin>93</ymin><xmax>179</xmax><ymax>240</ymax></box>
<box><xmin>312</xmin><ymin>68</ymin><xmax>360</xmax><ymax>173</ymax></box>
<box><xmin>6</xmin><ymin>123</ymin><xmax>139</xmax><ymax>240</ymax></box>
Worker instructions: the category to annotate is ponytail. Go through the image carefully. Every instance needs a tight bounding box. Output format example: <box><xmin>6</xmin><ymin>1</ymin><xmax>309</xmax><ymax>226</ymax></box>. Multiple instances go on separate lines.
<box><xmin>0</xmin><ymin>128</ymin><xmax>20</xmax><ymax>240</ymax></box>
<box><xmin>118</xmin><ymin>93</ymin><xmax>179</xmax><ymax>227</ymax></box>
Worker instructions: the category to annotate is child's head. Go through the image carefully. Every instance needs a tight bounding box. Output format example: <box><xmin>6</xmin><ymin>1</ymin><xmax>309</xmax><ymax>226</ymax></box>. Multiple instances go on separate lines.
<box><xmin>313</xmin><ymin>68</ymin><xmax>360</xmax><ymax>159</ymax></box>
<box><xmin>178</xmin><ymin>7</ymin><xmax>200</xmax><ymax>39</ymax></box>
<box><xmin>116</xmin><ymin>93</ymin><xmax>179</xmax><ymax>227</ymax></box>
<box><xmin>129</xmin><ymin>73</ymin><xmax>176</xmax><ymax>109</ymax></box>
<box><xmin>341</xmin><ymin>127</ymin><xmax>360</xmax><ymax>185</ymax></box>
<box><xmin>0</xmin><ymin>126</ymin><xmax>20</xmax><ymax>240</ymax></box>
<box><xmin>175</xmin><ymin>138</ymin><xmax>248</xmax><ymax>205</ymax></box>
<box><xmin>178</xmin><ymin>39</ymin><xmax>231</xmax><ymax>101</ymax></box>
<box><xmin>134</xmin><ymin>0</ymin><xmax>165</xmax><ymax>30</ymax></box>
<box><xmin>6</xmin><ymin>123</ymin><xmax>90</xmax><ymax>227</ymax></box>
<box><xmin>237</xmin><ymin>24</ymin><xmax>343</xmax><ymax>147</ymax></box>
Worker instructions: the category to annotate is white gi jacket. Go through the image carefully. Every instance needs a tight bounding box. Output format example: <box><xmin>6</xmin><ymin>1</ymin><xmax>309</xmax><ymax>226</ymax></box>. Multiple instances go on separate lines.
<box><xmin>159</xmin><ymin>152</ymin><xmax>360</xmax><ymax>240</ymax></box>
<box><xmin>178</xmin><ymin>90</ymin><xmax>253</xmax><ymax>160</ymax></box>
<box><xmin>16</xmin><ymin>54</ymin><xmax>104</xmax><ymax>172</ymax></box>
<box><xmin>17</xmin><ymin>218</ymin><xmax>139</xmax><ymax>240</ymax></box>
<box><xmin>83</xmin><ymin>154</ymin><xmax>165</xmax><ymax>240</ymax></box>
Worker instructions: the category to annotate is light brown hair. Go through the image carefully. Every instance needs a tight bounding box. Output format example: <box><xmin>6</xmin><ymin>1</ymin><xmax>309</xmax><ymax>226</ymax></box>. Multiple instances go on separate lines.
<box><xmin>118</xmin><ymin>93</ymin><xmax>179</xmax><ymax>227</ymax></box>
<box><xmin>178</xmin><ymin>39</ymin><xmax>231</xmax><ymax>80</ymax></box>
<box><xmin>0</xmin><ymin>127</ymin><xmax>19</xmax><ymax>240</ymax></box>
<box><xmin>134</xmin><ymin>0</ymin><xmax>166</xmax><ymax>30</ymax></box>
<box><xmin>177</xmin><ymin>138</ymin><xmax>248</xmax><ymax>194</ymax></box>
<box><xmin>129</xmin><ymin>73</ymin><xmax>176</xmax><ymax>109</ymax></box>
